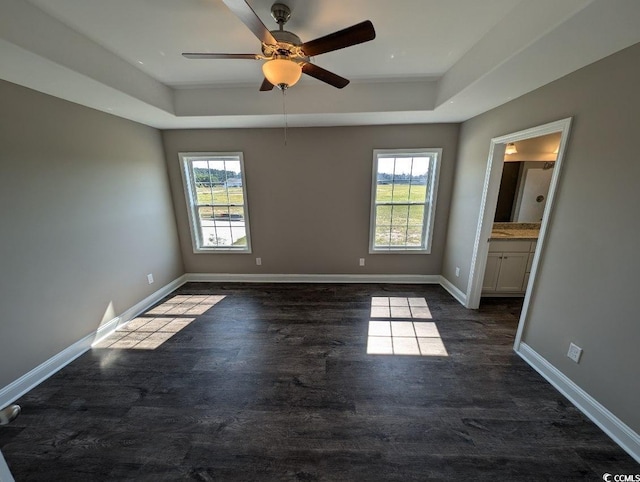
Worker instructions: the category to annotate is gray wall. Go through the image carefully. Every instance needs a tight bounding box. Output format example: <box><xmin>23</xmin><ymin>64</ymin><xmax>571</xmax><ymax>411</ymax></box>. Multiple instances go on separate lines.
<box><xmin>0</xmin><ymin>80</ymin><xmax>183</xmax><ymax>388</ymax></box>
<box><xmin>162</xmin><ymin>124</ymin><xmax>459</xmax><ymax>275</ymax></box>
<box><xmin>443</xmin><ymin>43</ymin><xmax>640</xmax><ymax>431</ymax></box>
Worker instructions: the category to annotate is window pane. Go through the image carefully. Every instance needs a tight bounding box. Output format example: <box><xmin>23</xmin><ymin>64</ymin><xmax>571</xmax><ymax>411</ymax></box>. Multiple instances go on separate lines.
<box><xmin>375</xmin><ymin>225</ymin><xmax>391</xmax><ymax>246</ymax></box>
<box><xmin>213</xmin><ymin>206</ymin><xmax>229</xmax><ymax>219</ymax></box>
<box><xmin>192</xmin><ymin>161</ymin><xmax>210</xmax><ymax>205</ymax></box>
<box><xmin>229</xmin><ymin>206</ymin><xmax>245</xmax><ymax>220</ymax></box>
<box><xmin>197</xmin><ymin>206</ymin><xmax>214</xmax><ymax>221</ymax></box>
<box><xmin>376</xmin><ymin>180</ymin><xmax>392</xmax><ymax>201</ymax></box>
<box><xmin>192</xmin><ymin>160</ymin><xmax>208</xmax><ymax>169</ymax></box>
<box><xmin>406</xmin><ymin>226</ymin><xmax>423</xmax><ymax>246</ymax></box>
<box><xmin>409</xmin><ymin>183</ymin><xmax>426</xmax><ymax>203</ymax></box>
<box><xmin>227</xmin><ymin>185</ymin><xmax>244</xmax><ymax>205</ymax></box>
<box><xmin>411</xmin><ymin>157</ymin><xmax>430</xmax><ymax>177</ymax></box>
<box><xmin>225</xmin><ymin>160</ymin><xmax>241</xmax><ymax>176</ymax></box>
<box><xmin>206</xmin><ymin>160</ymin><xmax>224</xmax><ymax>185</ymax></box>
<box><xmin>410</xmin><ymin>157</ymin><xmax>429</xmax><ymax>202</ymax></box>
<box><xmin>201</xmin><ymin>222</ymin><xmax>219</xmax><ymax>247</ymax></box>
<box><xmin>378</xmin><ymin>157</ymin><xmax>395</xmax><ymax>178</ymax></box>
<box><xmin>390</xmin><ymin>182</ymin><xmax>410</xmax><ymax>203</ymax></box>
<box><xmin>376</xmin><ymin>205</ymin><xmax>392</xmax><ymax>226</ymax></box>
<box><xmin>207</xmin><ymin>160</ymin><xmax>224</xmax><ymax>170</ymax></box>
<box><xmin>211</xmin><ymin>225</ymin><xmax>232</xmax><ymax>246</ymax></box>
<box><xmin>231</xmin><ymin>225</ymin><xmax>248</xmax><ymax>246</ymax></box>
<box><xmin>408</xmin><ymin>205</ymin><xmax>425</xmax><ymax>225</ymax></box>
<box><xmin>201</xmin><ymin>235</ymin><xmax>216</xmax><ymax>248</ymax></box>
<box><xmin>196</xmin><ymin>183</ymin><xmax>213</xmax><ymax>205</ymax></box>
<box><xmin>210</xmin><ymin>185</ymin><xmax>227</xmax><ymax>204</ymax></box>
<box><xmin>394</xmin><ymin>157</ymin><xmax>412</xmax><ymax>178</ymax></box>
<box><xmin>391</xmin><ymin>205</ymin><xmax>410</xmax><ymax>226</ymax></box>
<box><xmin>389</xmin><ymin>226</ymin><xmax>408</xmax><ymax>246</ymax></box>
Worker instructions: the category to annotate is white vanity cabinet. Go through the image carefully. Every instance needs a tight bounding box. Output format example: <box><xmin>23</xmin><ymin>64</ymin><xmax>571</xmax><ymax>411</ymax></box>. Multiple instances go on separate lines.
<box><xmin>483</xmin><ymin>240</ymin><xmax>536</xmax><ymax>295</ymax></box>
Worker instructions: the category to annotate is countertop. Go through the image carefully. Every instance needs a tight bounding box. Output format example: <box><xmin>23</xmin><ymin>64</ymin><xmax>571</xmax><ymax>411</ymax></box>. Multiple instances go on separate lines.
<box><xmin>490</xmin><ymin>222</ymin><xmax>540</xmax><ymax>241</ymax></box>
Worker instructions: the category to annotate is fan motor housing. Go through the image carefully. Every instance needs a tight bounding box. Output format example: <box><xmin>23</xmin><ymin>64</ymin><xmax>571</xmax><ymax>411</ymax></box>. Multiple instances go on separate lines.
<box><xmin>270</xmin><ymin>30</ymin><xmax>301</xmax><ymax>46</ymax></box>
<box><xmin>262</xmin><ymin>30</ymin><xmax>303</xmax><ymax>58</ymax></box>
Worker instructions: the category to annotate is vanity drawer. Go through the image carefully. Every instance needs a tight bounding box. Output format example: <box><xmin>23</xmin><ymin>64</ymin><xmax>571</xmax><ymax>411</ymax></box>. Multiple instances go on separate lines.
<box><xmin>488</xmin><ymin>240</ymin><xmax>532</xmax><ymax>253</ymax></box>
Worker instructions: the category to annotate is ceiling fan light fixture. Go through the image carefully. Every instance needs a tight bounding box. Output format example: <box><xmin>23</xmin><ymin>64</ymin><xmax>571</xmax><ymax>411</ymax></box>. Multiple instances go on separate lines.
<box><xmin>505</xmin><ymin>142</ymin><xmax>518</xmax><ymax>155</ymax></box>
<box><xmin>262</xmin><ymin>58</ymin><xmax>302</xmax><ymax>90</ymax></box>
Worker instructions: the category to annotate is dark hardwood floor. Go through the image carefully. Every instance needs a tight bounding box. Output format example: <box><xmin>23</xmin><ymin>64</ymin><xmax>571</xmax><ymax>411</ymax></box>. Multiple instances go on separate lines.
<box><xmin>2</xmin><ymin>283</ymin><xmax>637</xmax><ymax>480</ymax></box>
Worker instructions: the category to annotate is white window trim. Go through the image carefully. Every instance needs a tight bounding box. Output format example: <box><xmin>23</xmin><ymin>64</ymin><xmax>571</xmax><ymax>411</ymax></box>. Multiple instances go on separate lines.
<box><xmin>369</xmin><ymin>148</ymin><xmax>441</xmax><ymax>254</ymax></box>
<box><xmin>179</xmin><ymin>152</ymin><xmax>252</xmax><ymax>254</ymax></box>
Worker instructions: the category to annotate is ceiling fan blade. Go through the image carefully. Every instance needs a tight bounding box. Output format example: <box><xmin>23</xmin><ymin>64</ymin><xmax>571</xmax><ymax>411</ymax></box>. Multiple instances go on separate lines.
<box><xmin>260</xmin><ymin>78</ymin><xmax>275</xmax><ymax>91</ymax></box>
<box><xmin>222</xmin><ymin>0</ymin><xmax>277</xmax><ymax>45</ymax></box>
<box><xmin>301</xmin><ymin>20</ymin><xmax>375</xmax><ymax>57</ymax></box>
<box><xmin>302</xmin><ymin>62</ymin><xmax>349</xmax><ymax>89</ymax></box>
<box><xmin>182</xmin><ymin>53</ymin><xmax>259</xmax><ymax>60</ymax></box>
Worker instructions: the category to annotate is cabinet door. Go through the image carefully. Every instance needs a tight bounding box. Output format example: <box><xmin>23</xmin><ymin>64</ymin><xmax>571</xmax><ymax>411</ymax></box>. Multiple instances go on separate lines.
<box><xmin>496</xmin><ymin>253</ymin><xmax>529</xmax><ymax>291</ymax></box>
<box><xmin>483</xmin><ymin>253</ymin><xmax>502</xmax><ymax>291</ymax></box>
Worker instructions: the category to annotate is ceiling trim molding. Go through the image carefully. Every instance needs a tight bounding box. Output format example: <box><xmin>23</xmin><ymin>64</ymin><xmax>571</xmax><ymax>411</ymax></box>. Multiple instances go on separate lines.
<box><xmin>1</xmin><ymin>0</ymin><xmax>639</xmax><ymax>129</ymax></box>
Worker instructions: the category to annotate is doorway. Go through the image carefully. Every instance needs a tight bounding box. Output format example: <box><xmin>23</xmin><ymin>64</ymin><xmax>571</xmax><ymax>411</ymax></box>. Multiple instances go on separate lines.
<box><xmin>464</xmin><ymin>118</ymin><xmax>572</xmax><ymax>348</ymax></box>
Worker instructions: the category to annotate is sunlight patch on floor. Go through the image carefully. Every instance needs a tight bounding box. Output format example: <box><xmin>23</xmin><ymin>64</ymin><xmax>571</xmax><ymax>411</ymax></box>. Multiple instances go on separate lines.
<box><xmin>366</xmin><ymin>297</ymin><xmax>448</xmax><ymax>356</ymax></box>
<box><xmin>93</xmin><ymin>295</ymin><xmax>225</xmax><ymax>350</ymax></box>
<box><xmin>370</xmin><ymin>296</ymin><xmax>432</xmax><ymax>319</ymax></box>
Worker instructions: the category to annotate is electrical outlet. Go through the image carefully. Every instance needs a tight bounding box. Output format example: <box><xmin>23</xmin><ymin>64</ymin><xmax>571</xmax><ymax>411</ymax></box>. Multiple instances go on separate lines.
<box><xmin>567</xmin><ymin>342</ymin><xmax>582</xmax><ymax>363</ymax></box>
<box><xmin>256</xmin><ymin>257</ymin><xmax>262</xmax><ymax>266</ymax></box>
<box><xmin>147</xmin><ymin>273</ymin><xmax>154</xmax><ymax>284</ymax></box>
<box><xmin>359</xmin><ymin>258</ymin><xmax>365</xmax><ymax>267</ymax></box>
<box><xmin>455</xmin><ymin>267</ymin><xmax>460</xmax><ymax>277</ymax></box>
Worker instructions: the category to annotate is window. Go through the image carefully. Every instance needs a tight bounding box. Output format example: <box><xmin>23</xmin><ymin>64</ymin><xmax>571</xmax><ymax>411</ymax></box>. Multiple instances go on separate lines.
<box><xmin>179</xmin><ymin>152</ymin><xmax>251</xmax><ymax>253</ymax></box>
<box><xmin>369</xmin><ymin>148</ymin><xmax>441</xmax><ymax>253</ymax></box>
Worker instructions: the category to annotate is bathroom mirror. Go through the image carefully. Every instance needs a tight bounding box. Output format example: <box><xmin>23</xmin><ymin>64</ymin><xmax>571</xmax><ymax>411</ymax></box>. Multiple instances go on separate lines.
<box><xmin>495</xmin><ymin>132</ymin><xmax>560</xmax><ymax>223</ymax></box>
<box><xmin>494</xmin><ymin>161</ymin><xmax>555</xmax><ymax>223</ymax></box>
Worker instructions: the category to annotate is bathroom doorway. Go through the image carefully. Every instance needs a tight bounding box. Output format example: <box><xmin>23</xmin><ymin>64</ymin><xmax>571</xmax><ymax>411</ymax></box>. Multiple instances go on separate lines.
<box><xmin>464</xmin><ymin>118</ymin><xmax>572</xmax><ymax>347</ymax></box>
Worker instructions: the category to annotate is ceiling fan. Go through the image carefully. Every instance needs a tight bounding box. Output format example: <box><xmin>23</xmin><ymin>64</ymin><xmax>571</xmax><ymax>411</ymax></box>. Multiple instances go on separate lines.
<box><xmin>182</xmin><ymin>0</ymin><xmax>376</xmax><ymax>91</ymax></box>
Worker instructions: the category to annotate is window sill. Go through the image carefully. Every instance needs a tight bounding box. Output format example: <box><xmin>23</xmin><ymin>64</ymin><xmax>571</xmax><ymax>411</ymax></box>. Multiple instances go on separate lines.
<box><xmin>193</xmin><ymin>247</ymin><xmax>252</xmax><ymax>254</ymax></box>
<box><xmin>369</xmin><ymin>248</ymin><xmax>431</xmax><ymax>254</ymax></box>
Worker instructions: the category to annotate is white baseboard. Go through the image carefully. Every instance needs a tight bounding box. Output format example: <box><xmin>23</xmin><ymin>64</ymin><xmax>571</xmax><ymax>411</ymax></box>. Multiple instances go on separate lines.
<box><xmin>0</xmin><ymin>275</ymin><xmax>187</xmax><ymax>409</ymax></box>
<box><xmin>0</xmin><ymin>325</ymin><xmax>98</xmax><ymax>410</ymax></box>
<box><xmin>0</xmin><ymin>448</ymin><xmax>14</xmax><ymax>482</ymax></box>
<box><xmin>186</xmin><ymin>273</ymin><xmax>441</xmax><ymax>284</ymax></box>
<box><xmin>439</xmin><ymin>276</ymin><xmax>468</xmax><ymax>305</ymax></box>
<box><xmin>517</xmin><ymin>342</ymin><xmax>640</xmax><ymax>463</ymax></box>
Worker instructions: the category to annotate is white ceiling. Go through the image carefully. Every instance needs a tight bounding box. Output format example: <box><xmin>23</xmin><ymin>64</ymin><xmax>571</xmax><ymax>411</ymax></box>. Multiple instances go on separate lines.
<box><xmin>27</xmin><ymin>0</ymin><xmax>519</xmax><ymax>86</ymax></box>
<box><xmin>2</xmin><ymin>0</ymin><xmax>640</xmax><ymax>129</ymax></box>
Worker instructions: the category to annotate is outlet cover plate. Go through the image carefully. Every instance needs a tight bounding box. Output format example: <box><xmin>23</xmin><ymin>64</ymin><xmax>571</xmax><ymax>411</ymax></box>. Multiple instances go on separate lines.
<box><xmin>567</xmin><ymin>342</ymin><xmax>582</xmax><ymax>363</ymax></box>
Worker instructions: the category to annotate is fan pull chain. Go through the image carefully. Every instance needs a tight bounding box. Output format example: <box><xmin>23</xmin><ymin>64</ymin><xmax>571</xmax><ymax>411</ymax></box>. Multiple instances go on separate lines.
<box><xmin>282</xmin><ymin>87</ymin><xmax>288</xmax><ymax>146</ymax></box>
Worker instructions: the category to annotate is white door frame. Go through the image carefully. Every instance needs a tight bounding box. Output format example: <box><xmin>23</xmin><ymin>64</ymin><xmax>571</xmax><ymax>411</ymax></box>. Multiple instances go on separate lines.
<box><xmin>465</xmin><ymin>118</ymin><xmax>572</xmax><ymax>347</ymax></box>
